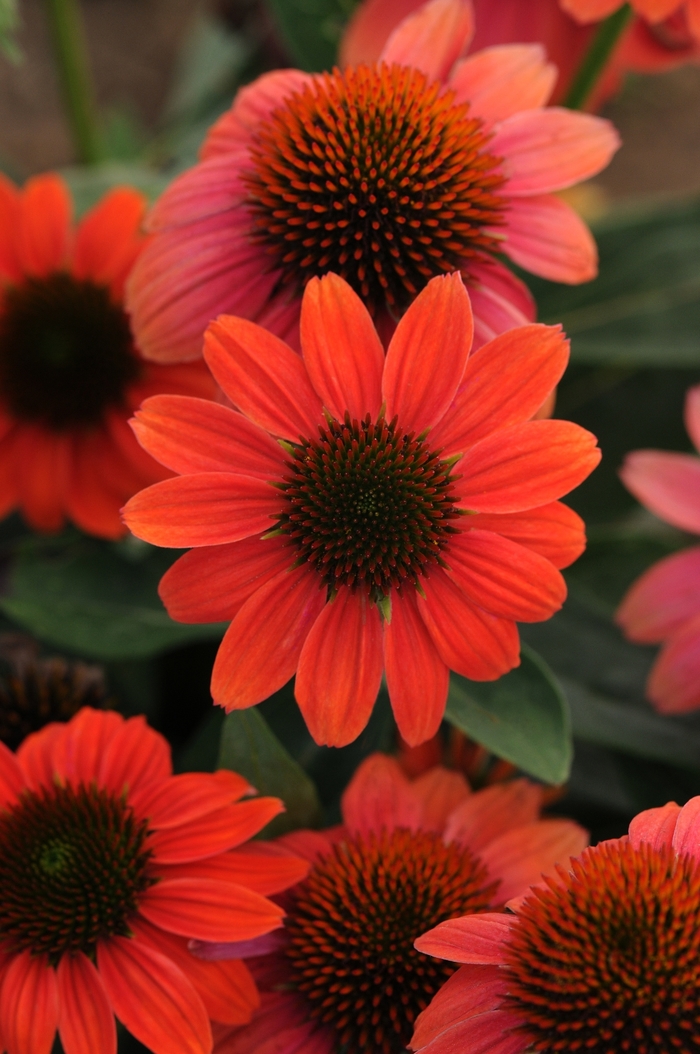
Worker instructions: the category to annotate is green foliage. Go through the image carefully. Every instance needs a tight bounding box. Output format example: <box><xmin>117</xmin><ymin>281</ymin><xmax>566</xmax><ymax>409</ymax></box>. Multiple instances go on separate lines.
<box><xmin>218</xmin><ymin>707</ymin><xmax>322</xmax><ymax>835</ymax></box>
<box><xmin>61</xmin><ymin>163</ymin><xmax>169</xmax><ymax>215</ymax></box>
<box><xmin>0</xmin><ymin>0</ymin><xmax>20</xmax><ymax>63</ymax></box>
<box><xmin>445</xmin><ymin>646</ymin><xmax>573</xmax><ymax>784</ymax></box>
<box><xmin>265</xmin><ymin>0</ymin><xmax>357</xmax><ymax>71</ymax></box>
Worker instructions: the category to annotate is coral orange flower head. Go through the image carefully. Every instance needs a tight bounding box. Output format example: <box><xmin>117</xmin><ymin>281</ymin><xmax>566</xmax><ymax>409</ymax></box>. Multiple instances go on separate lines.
<box><xmin>411</xmin><ymin>795</ymin><xmax>700</xmax><ymax>1054</ymax></box>
<box><xmin>0</xmin><ymin>706</ymin><xmax>308</xmax><ymax>1054</ymax></box>
<box><xmin>0</xmin><ymin>173</ymin><xmax>214</xmax><ymax>539</ymax></box>
<box><xmin>124</xmin><ymin>272</ymin><xmax>600</xmax><ymax>748</ymax></box>
<box><xmin>191</xmin><ymin>753</ymin><xmax>587</xmax><ymax>1054</ymax></box>
<box><xmin>126</xmin><ymin>0</ymin><xmax>620</xmax><ymax>365</ymax></box>
<box><xmin>617</xmin><ymin>384</ymin><xmax>700</xmax><ymax>715</ymax></box>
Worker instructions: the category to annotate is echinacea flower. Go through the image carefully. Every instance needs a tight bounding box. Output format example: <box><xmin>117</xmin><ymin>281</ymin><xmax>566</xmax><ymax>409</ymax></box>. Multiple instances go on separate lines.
<box><xmin>411</xmin><ymin>796</ymin><xmax>700</xmax><ymax>1054</ymax></box>
<box><xmin>0</xmin><ymin>706</ymin><xmax>308</xmax><ymax>1054</ymax></box>
<box><xmin>126</xmin><ymin>0</ymin><xmax>619</xmax><ymax>364</ymax></box>
<box><xmin>197</xmin><ymin>753</ymin><xmax>587</xmax><ymax>1054</ymax></box>
<box><xmin>0</xmin><ymin>173</ymin><xmax>214</xmax><ymax>538</ymax></box>
<box><xmin>616</xmin><ymin>384</ymin><xmax>700</xmax><ymax>714</ymax></box>
<box><xmin>124</xmin><ymin>272</ymin><xmax>599</xmax><ymax>747</ymax></box>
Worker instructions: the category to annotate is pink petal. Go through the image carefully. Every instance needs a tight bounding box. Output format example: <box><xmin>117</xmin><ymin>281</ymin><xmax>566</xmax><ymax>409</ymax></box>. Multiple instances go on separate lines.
<box><xmin>443</xmin><ymin>779</ymin><xmax>542</xmax><ymax>854</ymax></box>
<box><xmin>480</xmin><ymin>819</ymin><xmax>589</xmax><ymax>903</ymax></box>
<box><xmin>490</xmin><ymin>108</ymin><xmax>620</xmax><ymax>195</ymax></box>
<box><xmin>467</xmin><ymin>257</ymin><xmax>534</xmax><ymax>350</ymax></box>
<box><xmin>503</xmin><ymin>195</ymin><xmax>598</xmax><ymax>284</ymax></box>
<box><xmin>300</xmin><ymin>274</ymin><xmax>384</xmax><ymax>421</ymax></box>
<box><xmin>671</xmin><ymin>796</ymin><xmax>700</xmax><ymax>859</ymax></box>
<box><xmin>131</xmin><ymin>396</ymin><xmax>285</xmax><ymax>478</ymax></box>
<box><xmin>57</xmin><ymin>953</ymin><xmax>116</xmax><ymax>1054</ymax></box>
<box><xmin>385</xmin><ymin>589</ymin><xmax>450</xmax><ymax>746</ymax></box>
<box><xmin>466</xmin><ymin>503</ymin><xmax>586</xmax><ymax>571</ymax></box>
<box><xmin>122</xmin><ymin>473</ymin><xmax>282</xmax><ymax>548</ymax></box>
<box><xmin>414</xmin><ymin>914</ymin><xmax>512</xmax><ymax>964</ymax></box>
<box><xmin>684</xmin><ymin>384</ymin><xmax>700</xmax><ymax>453</ymax></box>
<box><xmin>210</xmin><ymin>565</ymin><xmax>326</xmax><ymax>711</ymax></box>
<box><xmin>647</xmin><ymin>614</ymin><xmax>700</xmax><ymax>714</ymax></box>
<box><xmin>295</xmin><ymin>589</ymin><xmax>384</xmax><ymax>747</ymax></box>
<box><xmin>380</xmin><ymin>0</ymin><xmax>474</xmax><ymax>83</ymax></box>
<box><xmin>628</xmin><ymin>801</ymin><xmax>681</xmax><ymax>851</ymax></box>
<box><xmin>616</xmin><ymin>546</ymin><xmax>700</xmax><ymax>644</ymax></box>
<box><xmin>97</xmin><ymin>937</ymin><xmax>212</xmax><ymax>1054</ymax></box>
<box><xmin>383</xmin><ymin>273</ymin><xmax>473</xmax><ymax>434</ymax></box>
<box><xmin>202</xmin><ymin>69</ymin><xmax>314</xmax><ymax>160</ymax></box>
<box><xmin>450</xmin><ymin>45</ymin><xmax>556</xmax><ymax>128</ymax></box>
<box><xmin>340</xmin><ymin>753</ymin><xmax>421</xmax><ymax>836</ymax></box>
<box><xmin>204</xmin><ymin>318</ymin><xmax>322</xmax><ymax>442</ymax></box>
<box><xmin>0</xmin><ymin>952</ymin><xmax>58</xmax><ymax>1054</ymax></box>
<box><xmin>411</xmin><ymin>965</ymin><xmax>507</xmax><ymax>1049</ymax></box>
<box><xmin>159</xmin><ymin>535</ymin><xmax>292</xmax><ymax>624</ymax></box>
<box><xmin>620</xmin><ymin>450</ymin><xmax>700</xmax><ymax>534</ymax></box>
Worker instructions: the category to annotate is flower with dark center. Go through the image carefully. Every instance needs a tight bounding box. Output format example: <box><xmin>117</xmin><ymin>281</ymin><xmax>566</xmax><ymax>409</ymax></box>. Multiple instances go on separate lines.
<box><xmin>126</xmin><ymin>270</ymin><xmax>599</xmax><ymax>748</ymax></box>
<box><xmin>0</xmin><ymin>172</ymin><xmax>215</xmax><ymax>537</ymax></box>
<box><xmin>127</xmin><ymin>0</ymin><xmax>619</xmax><ymax>364</ymax></box>
<box><xmin>0</xmin><ymin>706</ymin><xmax>304</xmax><ymax>1054</ymax></box>
<box><xmin>198</xmin><ymin>753</ymin><xmax>587</xmax><ymax>1054</ymax></box>
<box><xmin>412</xmin><ymin>796</ymin><xmax>700</xmax><ymax>1054</ymax></box>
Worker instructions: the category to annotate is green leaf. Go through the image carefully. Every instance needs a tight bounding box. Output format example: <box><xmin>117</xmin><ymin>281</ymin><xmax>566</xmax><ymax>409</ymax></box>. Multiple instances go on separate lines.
<box><xmin>0</xmin><ymin>534</ymin><xmax>226</xmax><ymax>661</ymax></box>
<box><xmin>0</xmin><ymin>0</ymin><xmax>20</xmax><ymax>63</ymax></box>
<box><xmin>60</xmin><ymin>163</ymin><xmax>169</xmax><ymax>216</ymax></box>
<box><xmin>529</xmin><ymin>196</ymin><xmax>700</xmax><ymax>365</ymax></box>
<box><xmin>163</xmin><ymin>14</ymin><xmax>249</xmax><ymax>126</ymax></box>
<box><xmin>265</xmin><ymin>0</ymin><xmax>357</xmax><ymax>71</ymax></box>
<box><xmin>445</xmin><ymin>645</ymin><xmax>573</xmax><ymax>784</ymax></box>
<box><xmin>218</xmin><ymin>708</ymin><xmax>322</xmax><ymax>835</ymax></box>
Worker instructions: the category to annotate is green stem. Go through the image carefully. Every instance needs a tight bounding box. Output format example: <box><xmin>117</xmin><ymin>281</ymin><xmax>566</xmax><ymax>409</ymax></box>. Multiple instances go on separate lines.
<box><xmin>44</xmin><ymin>0</ymin><xmax>102</xmax><ymax>163</ymax></box>
<box><xmin>563</xmin><ymin>3</ymin><xmax>634</xmax><ymax>111</ymax></box>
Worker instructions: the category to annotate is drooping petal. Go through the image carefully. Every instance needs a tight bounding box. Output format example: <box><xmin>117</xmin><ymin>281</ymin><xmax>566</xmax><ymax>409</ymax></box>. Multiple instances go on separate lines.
<box><xmin>383</xmin><ymin>273</ymin><xmax>473</xmax><ymax>434</ymax></box>
<box><xmin>629</xmin><ymin>801</ymin><xmax>681</xmax><ymax>851</ymax></box>
<box><xmin>620</xmin><ymin>450</ymin><xmax>700</xmax><ymax>534</ymax></box>
<box><xmin>418</xmin><ymin>568</ymin><xmax>520</xmax><ymax>680</ymax></box>
<box><xmin>340</xmin><ymin>753</ymin><xmax>421</xmax><ymax>836</ymax></box>
<box><xmin>0</xmin><ymin>951</ymin><xmax>59</xmax><ymax>1054</ymax></box>
<box><xmin>480</xmin><ymin>819</ymin><xmax>589</xmax><ymax>903</ymax></box>
<box><xmin>503</xmin><ymin>194</ymin><xmax>598</xmax><ymax>284</ymax></box>
<box><xmin>450</xmin><ymin>45</ymin><xmax>556</xmax><ymax>127</ymax></box>
<box><xmin>122</xmin><ymin>473</ymin><xmax>281</xmax><ymax>548</ymax></box>
<box><xmin>211</xmin><ymin>565</ymin><xmax>326</xmax><ymax>711</ymax></box>
<box><xmin>444</xmin><ymin>780</ymin><xmax>542</xmax><ymax>853</ymax></box>
<box><xmin>295</xmin><ymin>589</ymin><xmax>384</xmax><ymax>747</ymax></box>
<box><xmin>148</xmin><ymin>799</ymin><xmax>284</xmax><ymax>863</ymax></box>
<box><xmin>139</xmin><ymin>878</ymin><xmax>284</xmax><ymax>942</ymax></box>
<box><xmin>204</xmin><ymin>318</ymin><xmax>322</xmax><ymax>441</ymax></box>
<box><xmin>300</xmin><ymin>274</ymin><xmax>384</xmax><ymax>421</ymax></box>
<box><xmin>430</xmin><ymin>323</ymin><xmax>569</xmax><ymax>456</ymax></box>
<box><xmin>158</xmin><ymin>535</ymin><xmax>292</xmax><ymax>624</ymax></box>
<box><xmin>616</xmin><ymin>546</ymin><xmax>700</xmax><ymax>644</ymax></box>
<box><xmin>414</xmin><ymin>914</ymin><xmax>512</xmax><ymax>964</ymax></box>
<box><xmin>97</xmin><ymin>937</ymin><xmax>212</xmax><ymax>1054</ymax></box>
<box><xmin>647</xmin><ymin>614</ymin><xmax>700</xmax><ymax>714</ymax></box>
<box><xmin>131</xmin><ymin>396</ymin><xmax>285</xmax><ymax>478</ymax></box>
<box><xmin>17</xmin><ymin>174</ymin><xmax>71</xmax><ymax>277</ymax></box>
<box><xmin>57</xmin><ymin>953</ymin><xmax>116</xmax><ymax>1054</ymax></box>
<box><xmin>72</xmin><ymin>187</ymin><xmax>146</xmax><ymax>296</ymax></box>
<box><xmin>466</xmin><ymin>503</ymin><xmax>586</xmax><ymax>570</ymax></box>
<box><xmin>490</xmin><ymin>108</ymin><xmax>620</xmax><ymax>195</ymax></box>
<box><xmin>130</xmin><ymin>770</ymin><xmax>252</xmax><ymax>830</ymax></box>
<box><xmin>380</xmin><ymin>0</ymin><xmax>474</xmax><ymax>83</ymax></box>
<box><xmin>384</xmin><ymin>589</ymin><xmax>449</xmax><ymax>746</ymax></box>
<box><xmin>457</xmin><ymin>420</ymin><xmax>601</xmax><ymax>514</ymax></box>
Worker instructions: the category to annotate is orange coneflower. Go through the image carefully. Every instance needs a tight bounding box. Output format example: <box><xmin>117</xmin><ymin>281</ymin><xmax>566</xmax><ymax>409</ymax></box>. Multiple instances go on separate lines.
<box><xmin>0</xmin><ymin>173</ymin><xmax>214</xmax><ymax>539</ymax></box>
<box><xmin>195</xmin><ymin>753</ymin><xmax>587</xmax><ymax>1054</ymax></box>
<box><xmin>412</xmin><ymin>797</ymin><xmax>700</xmax><ymax>1054</ymax></box>
<box><xmin>124</xmin><ymin>271</ymin><xmax>600</xmax><ymax>747</ymax></box>
<box><xmin>0</xmin><ymin>707</ymin><xmax>307</xmax><ymax>1054</ymax></box>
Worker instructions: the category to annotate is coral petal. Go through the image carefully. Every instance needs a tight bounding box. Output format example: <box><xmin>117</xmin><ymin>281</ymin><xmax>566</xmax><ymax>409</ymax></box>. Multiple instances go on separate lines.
<box><xmin>159</xmin><ymin>843</ymin><xmax>310</xmax><ymax>896</ymax></box>
<box><xmin>629</xmin><ymin>801</ymin><xmax>681</xmax><ymax>851</ymax></box>
<box><xmin>444</xmin><ymin>779</ymin><xmax>542</xmax><ymax>853</ymax></box>
<box><xmin>131</xmin><ymin>770</ymin><xmax>252</xmax><ymax>829</ymax></box>
<box><xmin>149</xmin><ymin>799</ymin><xmax>284</xmax><ymax>863</ymax></box>
<box><xmin>481</xmin><ymin>819</ymin><xmax>589</xmax><ymax>903</ymax></box>
<box><xmin>616</xmin><ymin>546</ymin><xmax>700</xmax><ymax>644</ymax></box>
<box><xmin>139</xmin><ymin>878</ymin><xmax>284</xmax><ymax>942</ymax></box>
<box><xmin>57</xmin><ymin>953</ymin><xmax>116</xmax><ymax>1054</ymax></box>
<box><xmin>385</xmin><ymin>590</ymin><xmax>449</xmax><ymax>746</ymax></box>
<box><xmin>504</xmin><ymin>195</ymin><xmax>598</xmax><ymax>284</ymax></box>
<box><xmin>467</xmin><ymin>503</ymin><xmax>585</xmax><ymax>570</ymax></box>
<box><xmin>411</xmin><ymin>965</ymin><xmax>506</xmax><ymax>1049</ymax></box>
<box><xmin>671</xmin><ymin>796</ymin><xmax>700</xmax><ymax>859</ymax></box>
<box><xmin>620</xmin><ymin>450</ymin><xmax>700</xmax><ymax>534</ymax></box>
<box><xmin>647</xmin><ymin>614</ymin><xmax>700</xmax><ymax>713</ymax></box>
<box><xmin>341</xmin><ymin>754</ymin><xmax>421</xmax><ymax>835</ymax></box>
<box><xmin>100</xmin><ymin>714</ymin><xmax>171</xmax><ymax>796</ymax></box>
<box><xmin>202</xmin><ymin>70</ymin><xmax>314</xmax><ymax>160</ymax></box>
<box><xmin>380</xmin><ymin>0</ymin><xmax>474</xmax><ymax>82</ymax></box>
<box><xmin>411</xmin><ymin>767</ymin><xmax>471</xmax><ymax>832</ymax></box>
<box><xmin>450</xmin><ymin>44</ymin><xmax>556</xmax><ymax>126</ymax></box>
<box><xmin>414</xmin><ymin>914</ymin><xmax>512</xmax><ymax>964</ymax></box>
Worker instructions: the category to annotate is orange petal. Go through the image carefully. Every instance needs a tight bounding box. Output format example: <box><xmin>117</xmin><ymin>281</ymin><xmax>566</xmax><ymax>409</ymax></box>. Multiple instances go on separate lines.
<box><xmin>443</xmin><ymin>779</ymin><xmax>542</xmax><ymax>853</ymax></box>
<box><xmin>204</xmin><ymin>318</ymin><xmax>322</xmax><ymax>441</ymax></box>
<box><xmin>380</xmin><ymin>0</ymin><xmax>474</xmax><ymax>82</ymax></box>
<box><xmin>131</xmin><ymin>395</ymin><xmax>284</xmax><ymax>478</ymax></box>
<box><xmin>72</xmin><ymin>187</ymin><xmax>146</xmax><ymax>297</ymax></box>
<box><xmin>340</xmin><ymin>753</ymin><xmax>421</xmax><ymax>836</ymax></box>
<box><xmin>414</xmin><ymin>914</ymin><xmax>512</xmax><ymax>964</ymax></box>
<box><xmin>383</xmin><ymin>273</ymin><xmax>473</xmax><ymax>434</ymax></box>
<box><xmin>59</xmin><ymin>707</ymin><xmax>124</xmax><ymax>786</ymax></box>
<box><xmin>130</xmin><ymin>770</ymin><xmax>252</xmax><ymax>830</ymax></box>
<box><xmin>480</xmin><ymin>818</ymin><xmax>588</xmax><ymax>903</ymax></box>
<box><xmin>122</xmin><ymin>472</ymin><xmax>281</xmax><ymax>548</ymax></box>
<box><xmin>139</xmin><ymin>877</ymin><xmax>284</xmax><ymax>942</ymax></box>
<box><xmin>100</xmin><ymin>714</ymin><xmax>171</xmax><ymax>796</ymax></box>
<box><xmin>148</xmin><ymin>798</ymin><xmax>284</xmax><ymax>864</ymax></box>
<box><xmin>450</xmin><ymin>44</ymin><xmax>556</xmax><ymax>127</ymax></box>
<box><xmin>158</xmin><ymin>535</ymin><xmax>292</xmax><ymax>624</ymax></box>
<box><xmin>15</xmin><ymin>723</ymin><xmax>66</xmax><ymax>790</ymax></box>
<box><xmin>97</xmin><ymin>937</ymin><xmax>212</xmax><ymax>1054</ymax></box>
<box><xmin>385</xmin><ymin>590</ymin><xmax>449</xmax><ymax>746</ymax></box>
<box><xmin>211</xmin><ymin>565</ymin><xmax>326</xmax><ymax>711</ymax></box>
<box><xmin>0</xmin><ymin>951</ymin><xmax>58</xmax><ymax>1054</ymax></box>
<box><xmin>300</xmin><ymin>274</ymin><xmax>384</xmax><ymax>421</ymax></box>
<box><xmin>57</xmin><ymin>952</ymin><xmax>116</xmax><ymax>1054</ymax></box>
<box><xmin>157</xmin><ymin>843</ymin><xmax>310</xmax><ymax>896</ymax></box>
<box><xmin>411</xmin><ymin>767</ymin><xmax>471</xmax><ymax>833</ymax></box>
<box><xmin>14</xmin><ymin>427</ymin><xmax>71</xmax><ymax>534</ymax></box>
<box><xmin>295</xmin><ymin>589</ymin><xmax>384</xmax><ymax>747</ymax></box>
<box><xmin>17</xmin><ymin>174</ymin><xmax>72</xmax><ymax>277</ymax></box>
<box><xmin>466</xmin><ymin>502</ymin><xmax>586</xmax><ymax>570</ymax></box>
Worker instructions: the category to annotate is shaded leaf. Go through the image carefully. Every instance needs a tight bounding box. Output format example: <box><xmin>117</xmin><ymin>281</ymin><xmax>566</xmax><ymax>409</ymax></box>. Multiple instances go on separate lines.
<box><xmin>265</xmin><ymin>0</ymin><xmax>356</xmax><ymax>71</ymax></box>
<box><xmin>61</xmin><ymin>163</ymin><xmax>169</xmax><ymax>216</ymax></box>
<box><xmin>163</xmin><ymin>14</ymin><xmax>250</xmax><ymax>126</ymax></box>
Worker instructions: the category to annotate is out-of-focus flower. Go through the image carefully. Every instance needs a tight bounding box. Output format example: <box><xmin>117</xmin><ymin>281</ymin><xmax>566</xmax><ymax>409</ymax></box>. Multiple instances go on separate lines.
<box><xmin>341</xmin><ymin>0</ymin><xmax>700</xmax><ymax>110</ymax></box>
<box><xmin>124</xmin><ymin>272</ymin><xmax>598</xmax><ymax>747</ymax></box>
<box><xmin>616</xmin><ymin>385</ymin><xmax>700</xmax><ymax>714</ymax></box>
<box><xmin>562</xmin><ymin>0</ymin><xmax>700</xmax><ymax>42</ymax></box>
<box><xmin>411</xmin><ymin>796</ymin><xmax>700</xmax><ymax>1054</ymax></box>
<box><xmin>0</xmin><ymin>706</ymin><xmax>307</xmax><ymax>1054</ymax></box>
<box><xmin>0</xmin><ymin>173</ymin><xmax>214</xmax><ymax>538</ymax></box>
<box><xmin>126</xmin><ymin>0</ymin><xmax>619</xmax><ymax>364</ymax></box>
<box><xmin>196</xmin><ymin>753</ymin><xmax>587</xmax><ymax>1054</ymax></box>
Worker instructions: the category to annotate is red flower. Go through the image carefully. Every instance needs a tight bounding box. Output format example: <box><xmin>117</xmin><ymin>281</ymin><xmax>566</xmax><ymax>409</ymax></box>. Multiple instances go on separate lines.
<box><xmin>0</xmin><ymin>173</ymin><xmax>214</xmax><ymax>538</ymax></box>
<box><xmin>411</xmin><ymin>796</ymin><xmax>700</xmax><ymax>1054</ymax></box>
<box><xmin>0</xmin><ymin>706</ymin><xmax>307</xmax><ymax>1054</ymax></box>
<box><xmin>124</xmin><ymin>272</ymin><xmax>599</xmax><ymax>747</ymax></box>
<box><xmin>126</xmin><ymin>0</ymin><xmax>618</xmax><ymax>365</ymax></box>
<box><xmin>195</xmin><ymin>753</ymin><xmax>587</xmax><ymax>1054</ymax></box>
